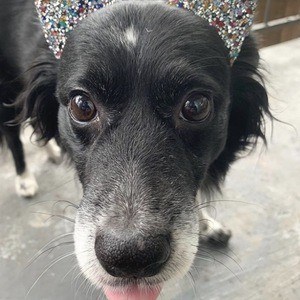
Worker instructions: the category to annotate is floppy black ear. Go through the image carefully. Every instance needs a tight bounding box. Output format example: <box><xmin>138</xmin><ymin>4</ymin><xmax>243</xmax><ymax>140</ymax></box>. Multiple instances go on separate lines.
<box><xmin>15</xmin><ymin>52</ymin><xmax>59</xmax><ymax>141</ymax></box>
<box><xmin>207</xmin><ymin>35</ymin><xmax>272</xmax><ymax>186</ymax></box>
<box><xmin>228</xmin><ymin>35</ymin><xmax>271</xmax><ymax>153</ymax></box>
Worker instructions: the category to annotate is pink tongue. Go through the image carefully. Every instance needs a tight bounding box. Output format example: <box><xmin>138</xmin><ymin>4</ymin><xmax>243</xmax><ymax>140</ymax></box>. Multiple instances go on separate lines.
<box><xmin>104</xmin><ymin>286</ymin><xmax>161</xmax><ymax>300</ymax></box>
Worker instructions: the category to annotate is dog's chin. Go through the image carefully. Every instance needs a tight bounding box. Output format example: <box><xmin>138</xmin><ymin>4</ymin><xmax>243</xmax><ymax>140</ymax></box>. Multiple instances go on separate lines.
<box><xmin>74</xmin><ymin>210</ymin><xmax>200</xmax><ymax>300</ymax></box>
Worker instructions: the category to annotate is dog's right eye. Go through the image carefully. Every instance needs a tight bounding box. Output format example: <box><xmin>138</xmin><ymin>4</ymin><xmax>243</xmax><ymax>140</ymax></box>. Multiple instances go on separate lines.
<box><xmin>69</xmin><ymin>94</ymin><xmax>97</xmax><ymax>123</ymax></box>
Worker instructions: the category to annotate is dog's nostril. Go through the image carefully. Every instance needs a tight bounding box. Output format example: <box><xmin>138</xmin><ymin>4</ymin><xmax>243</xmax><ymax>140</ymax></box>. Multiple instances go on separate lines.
<box><xmin>95</xmin><ymin>231</ymin><xmax>170</xmax><ymax>278</ymax></box>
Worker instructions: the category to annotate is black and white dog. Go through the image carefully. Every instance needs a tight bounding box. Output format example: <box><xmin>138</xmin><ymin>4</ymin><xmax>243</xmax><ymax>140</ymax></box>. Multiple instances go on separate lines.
<box><xmin>0</xmin><ymin>0</ymin><xmax>61</xmax><ymax>197</ymax></box>
<box><xmin>0</xmin><ymin>0</ymin><xmax>271</xmax><ymax>299</ymax></box>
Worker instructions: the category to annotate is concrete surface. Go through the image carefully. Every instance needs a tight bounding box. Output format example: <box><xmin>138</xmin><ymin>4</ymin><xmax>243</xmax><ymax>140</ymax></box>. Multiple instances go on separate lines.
<box><xmin>0</xmin><ymin>38</ymin><xmax>300</xmax><ymax>300</ymax></box>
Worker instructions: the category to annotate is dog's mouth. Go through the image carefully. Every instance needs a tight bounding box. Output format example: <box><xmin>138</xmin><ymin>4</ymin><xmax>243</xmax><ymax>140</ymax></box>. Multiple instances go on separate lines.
<box><xmin>103</xmin><ymin>284</ymin><xmax>162</xmax><ymax>300</ymax></box>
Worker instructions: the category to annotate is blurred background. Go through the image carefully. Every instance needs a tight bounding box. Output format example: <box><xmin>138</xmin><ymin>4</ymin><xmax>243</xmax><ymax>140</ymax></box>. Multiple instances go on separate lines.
<box><xmin>0</xmin><ymin>1</ymin><xmax>300</xmax><ymax>300</ymax></box>
<box><xmin>254</xmin><ymin>0</ymin><xmax>300</xmax><ymax>47</ymax></box>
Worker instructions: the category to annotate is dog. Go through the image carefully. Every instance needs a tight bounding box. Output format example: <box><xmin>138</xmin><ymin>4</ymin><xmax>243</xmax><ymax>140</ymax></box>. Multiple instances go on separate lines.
<box><xmin>0</xmin><ymin>0</ymin><xmax>271</xmax><ymax>299</ymax></box>
<box><xmin>0</xmin><ymin>3</ymin><xmax>61</xmax><ymax>197</ymax></box>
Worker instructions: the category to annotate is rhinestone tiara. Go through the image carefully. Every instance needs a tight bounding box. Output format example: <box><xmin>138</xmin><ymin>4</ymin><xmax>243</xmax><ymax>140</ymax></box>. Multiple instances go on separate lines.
<box><xmin>35</xmin><ymin>0</ymin><xmax>257</xmax><ymax>61</ymax></box>
<box><xmin>168</xmin><ymin>0</ymin><xmax>257</xmax><ymax>62</ymax></box>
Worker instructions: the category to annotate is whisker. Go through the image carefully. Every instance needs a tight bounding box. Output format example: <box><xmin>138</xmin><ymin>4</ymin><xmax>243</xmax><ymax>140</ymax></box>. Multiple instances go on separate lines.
<box><xmin>28</xmin><ymin>199</ymin><xmax>79</xmax><ymax>209</ymax></box>
<box><xmin>86</xmin><ymin>279</ymin><xmax>95</xmax><ymax>300</ymax></box>
<box><xmin>198</xmin><ymin>199</ymin><xmax>265</xmax><ymax>208</ymax></box>
<box><xmin>25</xmin><ymin>232</ymin><xmax>73</xmax><ymax>269</ymax></box>
<box><xmin>26</xmin><ymin>241</ymin><xmax>74</xmax><ymax>269</ymax></box>
<box><xmin>187</xmin><ymin>270</ymin><xmax>197</xmax><ymax>298</ymax></box>
<box><xmin>185</xmin><ymin>229</ymin><xmax>240</xmax><ymax>259</ymax></box>
<box><xmin>26</xmin><ymin>252</ymin><xmax>75</xmax><ymax>299</ymax></box>
<box><xmin>75</xmin><ymin>277</ymin><xmax>89</xmax><ymax>300</ymax></box>
<box><xmin>97</xmin><ymin>288</ymin><xmax>106</xmax><ymax>300</ymax></box>
<box><xmin>72</xmin><ymin>257</ymin><xmax>97</xmax><ymax>289</ymax></box>
<box><xmin>194</xmin><ymin>203</ymin><xmax>218</xmax><ymax>215</ymax></box>
<box><xmin>42</xmin><ymin>178</ymin><xmax>77</xmax><ymax>195</ymax></box>
<box><xmin>30</xmin><ymin>211</ymin><xmax>75</xmax><ymax>223</ymax></box>
<box><xmin>91</xmin><ymin>284</ymin><xmax>102</xmax><ymax>300</ymax></box>
<box><xmin>51</xmin><ymin>199</ymin><xmax>79</xmax><ymax>211</ymax></box>
<box><xmin>86</xmin><ymin>278</ymin><xmax>95</xmax><ymax>299</ymax></box>
<box><xmin>194</xmin><ymin>251</ymin><xmax>241</xmax><ymax>282</ymax></box>
<box><xmin>194</xmin><ymin>254</ymin><xmax>215</xmax><ymax>263</ymax></box>
<box><xmin>199</xmin><ymin>245</ymin><xmax>242</xmax><ymax>271</ymax></box>
<box><xmin>181</xmin><ymin>236</ymin><xmax>241</xmax><ymax>271</ymax></box>
<box><xmin>189</xmin><ymin>264</ymin><xmax>201</xmax><ymax>278</ymax></box>
<box><xmin>61</xmin><ymin>263</ymin><xmax>79</xmax><ymax>283</ymax></box>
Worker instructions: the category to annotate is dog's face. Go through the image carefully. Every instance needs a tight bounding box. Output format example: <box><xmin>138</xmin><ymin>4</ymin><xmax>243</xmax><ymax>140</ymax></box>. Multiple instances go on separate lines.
<box><xmin>19</xmin><ymin>1</ymin><xmax>269</xmax><ymax>298</ymax></box>
<box><xmin>55</xmin><ymin>2</ymin><xmax>229</xmax><ymax>293</ymax></box>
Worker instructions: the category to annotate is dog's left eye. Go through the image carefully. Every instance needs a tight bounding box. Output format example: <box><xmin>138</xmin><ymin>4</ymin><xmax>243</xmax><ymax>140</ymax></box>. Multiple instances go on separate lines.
<box><xmin>180</xmin><ymin>93</ymin><xmax>212</xmax><ymax>123</ymax></box>
<box><xmin>69</xmin><ymin>94</ymin><xmax>97</xmax><ymax>123</ymax></box>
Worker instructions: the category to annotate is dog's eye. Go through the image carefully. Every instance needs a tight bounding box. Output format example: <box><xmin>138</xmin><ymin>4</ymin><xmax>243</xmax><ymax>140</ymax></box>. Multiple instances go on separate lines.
<box><xmin>69</xmin><ymin>94</ymin><xmax>97</xmax><ymax>122</ymax></box>
<box><xmin>180</xmin><ymin>93</ymin><xmax>212</xmax><ymax>122</ymax></box>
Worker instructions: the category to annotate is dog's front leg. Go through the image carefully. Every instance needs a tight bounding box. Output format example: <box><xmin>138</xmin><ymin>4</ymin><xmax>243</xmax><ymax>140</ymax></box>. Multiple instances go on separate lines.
<box><xmin>44</xmin><ymin>139</ymin><xmax>62</xmax><ymax>164</ymax></box>
<box><xmin>34</xmin><ymin>134</ymin><xmax>62</xmax><ymax>164</ymax></box>
<box><xmin>197</xmin><ymin>191</ymin><xmax>232</xmax><ymax>245</ymax></box>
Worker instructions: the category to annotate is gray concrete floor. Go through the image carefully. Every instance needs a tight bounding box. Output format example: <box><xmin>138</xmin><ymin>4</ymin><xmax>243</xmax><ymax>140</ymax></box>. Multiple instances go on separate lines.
<box><xmin>1</xmin><ymin>38</ymin><xmax>300</xmax><ymax>300</ymax></box>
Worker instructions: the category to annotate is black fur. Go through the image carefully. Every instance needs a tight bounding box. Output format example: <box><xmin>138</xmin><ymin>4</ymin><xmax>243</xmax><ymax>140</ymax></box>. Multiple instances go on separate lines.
<box><xmin>0</xmin><ymin>0</ymin><xmax>272</xmax><ymax>290</ymax></box>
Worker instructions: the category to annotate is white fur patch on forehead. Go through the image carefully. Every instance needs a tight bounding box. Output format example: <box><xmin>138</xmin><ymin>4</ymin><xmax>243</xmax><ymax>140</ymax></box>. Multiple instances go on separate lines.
<box><xmin>124</xmin><ymin>26</ymin><xmax>138</xmax><ymax>47</ymax></box>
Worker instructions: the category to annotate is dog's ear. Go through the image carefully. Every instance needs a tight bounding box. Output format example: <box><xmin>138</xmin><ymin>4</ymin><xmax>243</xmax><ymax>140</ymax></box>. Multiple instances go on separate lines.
<box><xmin>15</xmin><ymin>52</ymin><xmax>59</xmax><ymax>141</ymax></box>
<box><xmin>228</xmin><ymin>35</ymin><xmax>272</xmax><ymax>155</ymax></box>
<box><xmin>207</xmin><ymin>35</ymin><xmax>272</xmax><ymax>187</ymax></box>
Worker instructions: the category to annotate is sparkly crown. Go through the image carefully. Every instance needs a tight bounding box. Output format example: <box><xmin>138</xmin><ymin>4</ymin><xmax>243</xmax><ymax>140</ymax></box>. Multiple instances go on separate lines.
<box><xmin>35</xmin><ymin>0</ymin><xmax>257</xmax><ymax>61</ymax></box>
<box><xmin>35</xmin><ymin>0</ymin><xmax>116</xmax><ymax>59</ymax></box>
<box><xmin>168</xmin><ymin>0</ymin><xmax>257</xmax><ymax>62</ymax></box>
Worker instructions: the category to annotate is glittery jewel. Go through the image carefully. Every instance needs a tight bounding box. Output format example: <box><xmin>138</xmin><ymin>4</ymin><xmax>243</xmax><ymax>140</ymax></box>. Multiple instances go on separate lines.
<box><xmin>36</xmin><ymin>0</ymin><xmax>257</xmax><ymax>62</ymax></box>
<box><xmin>35</xmin><ymin>0</ymin><xmax>116</xmax><ymax>59</ymax></box>
<box><xmin>168</xmin><ymin>0</ymin><xmax>257</xmax><ymax>62</ymax></box>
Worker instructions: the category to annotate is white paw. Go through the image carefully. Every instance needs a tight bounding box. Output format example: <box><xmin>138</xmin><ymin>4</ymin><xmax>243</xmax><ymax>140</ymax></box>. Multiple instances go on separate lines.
<box><xmin>45</xmin><ymin>139</ymin><xmax>62</xmax><ymax>164</ymax></box>
<box><xmin>15</xmin><ymin>170</ymin><xmax>39</xmax><ymax>198</ymax></box>
<box><xmin>199</xmin><ymin>215</ymin><xmax>232</xmax><ymax>245</ymax></box>
<box><xmin>204</xmin><ymin>224</ymin><xmax>232</xmax><ymax>245</ymax></box>
<box><xmin>197</xmin><ymin>191</ymin><xmax>232</xmax><ymax>246</ymax></box>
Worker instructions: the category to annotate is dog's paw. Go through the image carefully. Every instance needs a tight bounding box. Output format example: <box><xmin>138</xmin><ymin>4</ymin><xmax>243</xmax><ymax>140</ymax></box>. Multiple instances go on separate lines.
<box><xmin>199</xmin><ymin>212</ymin><xmax>232</xmax><ymax>246</ymax></box>
<box><xmin>15</xmin><ymin>171</ymin><xmax>39</xmax><ymax>198</ymax></box>
<box><xmin>206</xmin><ymin>226</ymin><xmax>232</xmax><ymax>246</ymax></box>
<box><xmin>45</xmin><ymin>139</ymin><xmax>62</xmax><ymax>164</ymax></box>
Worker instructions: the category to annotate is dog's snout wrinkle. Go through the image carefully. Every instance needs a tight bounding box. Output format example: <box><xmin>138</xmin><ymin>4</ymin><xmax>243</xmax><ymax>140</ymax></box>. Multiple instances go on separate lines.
<box><xmin>95</xmin><ymin>230</ymin><xmax>170</xmax><ymax>278</ymax></box>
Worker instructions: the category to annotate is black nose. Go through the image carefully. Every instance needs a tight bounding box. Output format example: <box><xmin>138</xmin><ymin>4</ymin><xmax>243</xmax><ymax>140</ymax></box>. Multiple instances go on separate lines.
<box><xmin>95</xmin><ymin>230</ymin><xmax>170</xmax><ymax>278</ymax></box>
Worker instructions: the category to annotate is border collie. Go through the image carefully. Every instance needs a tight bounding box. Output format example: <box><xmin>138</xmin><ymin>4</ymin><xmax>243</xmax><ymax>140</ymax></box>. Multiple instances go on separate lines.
<box><xmin>0</xmin><ymin>0</ymin><xmax>271</xmax><ymax>299</ymax></box>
